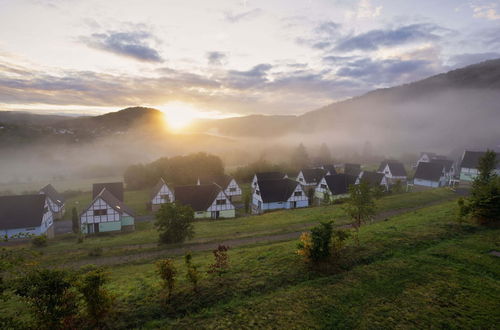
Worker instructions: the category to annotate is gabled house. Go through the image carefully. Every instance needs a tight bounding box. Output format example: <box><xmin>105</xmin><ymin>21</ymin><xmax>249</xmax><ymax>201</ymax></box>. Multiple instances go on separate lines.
<box><xmin>459</xmin><ymin>150</ymin><xmax>500</xmax><ymax>182</ymax></box>
<box><xmin>175</xmin><ymin>184</ymin><xmax>235</xmax><ymax>219</ymax></box>
<box><xmin>356</xmin><ymin>171</ymin><xmax>389</xmax><ymax>191</ymax></box>
<box><xmin>315</xmin><ymin>174</ymin><xmax>357</xmax><ymax>201</ymax></box>
<box><xmin>39</xmin><ymin>184</ymin><xmax>65</xmax><ymax>219</ymax></box>
<box><xmin>429</xmin><ymin>158</ymin><xmax>455</xmax><ymax>183</ymax></box>
<box><xmin>377</xmin><ymin>161</ymin><xmax>408</xmax><ymax>183</ymax></box>
<box><xmin>413</xmin><ymin>162</ymin><xmax>446</xmax><ymax>187</ymax></box>
<box><xmin>0</xmin><ymin>194</ymin><xmax>54</xmax><ymax>239</ymax></box>
<box><xmin>252</xmin><ymin>172</ymin><xmax>287</xmax><ymax>188</ymax></box>
<box><xmin>80</xmin><ymin>188</ymin><xmax>135</xmax><ymax>234</ymax></box>
<box><xmin>93</xmin><ymin>182</ymin><xmax>124</xmax><ymax>201</ymax></box>
<box><xmin>252</xmin><ymin>178</ymin><xmax>308</xmax><ymax>214</ymax></box>
<box><xmin>151</xmin><ymin>178</ymin><xmax>175</xmax><ymax>211</ymax></box>
<box><xmin>317</xmin><ymin>164</ymin><xmax>337</xmax><ymax>175</ymax></box>
<box><xmin>296</xmin><ymin>168</ymin><xmax>328</xmax><ymax>187</ymax></box>
<box><xmin>198</xmin><ymin>175</ymin><xmax>242</xmax><ymax>202</ymax></box>
<box><xmin>344</xmin><ymin>163</ymin><xmax>362</xmax><ymax>177</ymax></box>
<box><xmin>416</xmin><ymin>152</ymin><xmax>447</xmax><ymax>167</ymax></box>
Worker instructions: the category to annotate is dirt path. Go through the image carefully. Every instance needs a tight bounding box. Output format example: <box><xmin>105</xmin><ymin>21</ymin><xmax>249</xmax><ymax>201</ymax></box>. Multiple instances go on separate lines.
<box><xmin>63</xmin><ymin>196</ymin><xmax>458</xmax><ymax>268</ymax></box>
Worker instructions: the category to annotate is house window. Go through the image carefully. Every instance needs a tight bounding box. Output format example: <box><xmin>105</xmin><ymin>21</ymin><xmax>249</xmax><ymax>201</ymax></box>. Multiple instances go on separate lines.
<box><xmin>320</xmin><ymin>184</ymin><xmax>327</xmax><ymax>189</ymax></box>
<box><xmin>161</xmin><ymin>194</ymin><xmax>170</xmax><ymax>202</ymax></box>
<box><xmin>43</xmin><ymin>206</ymin><xmax>48</xmax><ymax>213</ymax></box>
<box><xmin>93</xmin><ymin>209</ymin><xmax>107</xmax><ymax>216</ymax></box>
<box><xmin>255</xmin><ymin>190</ymin><xmax>260</xmax><ymax>195</ymax></box>
<box><xmin>216</xmin><ymin>199</ymin><xmax>226</xmax><ymax>205</ymax></box>
<box><xmin>294</xmin><ymin>191</ymin><xmax>302</xmax><ymax>196</ymax></box>
<box><xmin>299</xmin><ymin>178</ymin><xmax>303</xmax><ymax>182</ymax></box>
<box><xmin>229</xmin><ymin>187</ymin><xmax>237</xmax><ymax>192</ymax></box>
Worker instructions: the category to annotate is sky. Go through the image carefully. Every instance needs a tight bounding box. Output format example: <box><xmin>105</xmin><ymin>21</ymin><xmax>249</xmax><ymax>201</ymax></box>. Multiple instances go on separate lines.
<box><xmin>1</xmin><ymin>0</ymin><xmax>500</xmax><ymax>126</ymax></box>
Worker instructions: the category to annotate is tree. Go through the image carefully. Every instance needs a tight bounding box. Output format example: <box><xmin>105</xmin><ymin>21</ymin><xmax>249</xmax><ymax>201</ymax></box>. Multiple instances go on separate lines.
<box><xmin>14</xmin><ymin>268</ymin><xmax>78</xmax><ymax>329</ymax></box>
<box><xmin>184</xmin><ymin>252</ymin><xmax>200</xmax><ymax>293</ymax></box>
<box><xmin>155</xmin><ymin>203</ymin><xmax>194</xmax><ymax>244</ymax></box>
<box><xmin>207</xmin><ymin>245</ymin><xmax>229</xmax><ymax>282</ymax></box>
<box><xmin>307</xmin><ymin>188</ymin><xmax>315</xmax><ymax>206</ymax></box>
<box><xmin>156</xmin><ymin>259</ymin><xmax>177</xmax><ymax>302</ymax></box>
<box><xmin>459</xmin><ymin>150</ymin><xmax>500</xmax><ymax>225</ymax></box>
<box><xmin>322</xmin><ymin>192</ymin><xmax>331</xmax><ymax>206</ymax></box>
<box><xmin>77</xmin><ymin>267</ymin><xmax>113</xmax><ymax>328</ymax></box>
<box><xmin>391</xmin><ymin>180</ymin><xmax>404</xmax><ymax>194</ymax></box>
<box><xmin>244</xmin><ymin>189</ymin><xmax>251</xmax><ymax>214</ymax></box>
<box><xmin>71</xmin><ymin>207</ymin><xmax>79</xmax><ymax>234</ymax></box>
<box><xmin>343</xmin><ymin>182</ymin><xmax>376</xmax><ymax>245</ymax></box>
<box><xmin>291</xmin><ymin>143</ymin><xmax>310</xmax><ymax>170</ymax></box>
<box><xmin>317</xmin><ymin>143</ymin><xmax>332</xmax><ymax>165</ymax></box>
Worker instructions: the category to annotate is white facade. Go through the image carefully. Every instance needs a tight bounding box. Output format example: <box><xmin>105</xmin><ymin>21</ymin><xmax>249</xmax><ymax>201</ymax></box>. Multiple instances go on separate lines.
<box><xmin>252</xmin><ymin>182</ymin><xmax>308</xmax><ymax>214</ymax></box>
<box><xmin>151</xmin><ymin>183</ymin><xmax>175</xmax><ymax>206</ymax></box>
<box><xmin>355</xmin><ymin>172</ymin><xmax>389</xmax><ymax>190</ymax></box>
<box><xmin>1</xmin><ymin>198</ymin><xmax>54</xmax><ymax>239</ymax></box>
<box><xmin>379</xmin><ymin>164</ymin><xmax>407</xmax><ymax>181</ymax></box>
<box><xmin>222</xmin><ymin>178</ymin><xmax>242</xmax><ymax>200</ymax></box>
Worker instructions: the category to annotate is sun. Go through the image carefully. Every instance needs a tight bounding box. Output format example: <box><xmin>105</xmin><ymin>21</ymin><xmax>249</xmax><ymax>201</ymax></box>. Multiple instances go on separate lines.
<box><xmin>160</xmin><ymin>101</ymin><xmax>200</xmax><ymax>132</ymax></box>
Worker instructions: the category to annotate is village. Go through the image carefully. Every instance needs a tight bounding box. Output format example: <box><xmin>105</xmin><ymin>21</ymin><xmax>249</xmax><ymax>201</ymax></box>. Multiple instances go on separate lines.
<box><xmin>1</xmin><ymin>149</ymin><xmax>497</xmax><ymax>239</ymax></box>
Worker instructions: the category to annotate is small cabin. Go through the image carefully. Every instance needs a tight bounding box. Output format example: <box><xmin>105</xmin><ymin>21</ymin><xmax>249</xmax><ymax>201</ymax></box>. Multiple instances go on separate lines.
<box><xmin>315</xmin><ymin>174</ymin><xmax>357</xmax><ymax>201</ymax></box>
<box><xmin>344</xmin><ymin>163</ymin><xmax>362</xmax><ymax>177</ymax></box>
<box><xmin>198</xmin><ymin>175</ymin><xmax>242</xmax><ymax>202</ymax></box>
<box><xmin>252</xmin><ymin>172</ymin><xmax>287</xmax><ymax>189</ymax></box>
<box><xmin>0</xmin><ymin>194</ymin><xmax>54</xmax><ymax>239</ymax></box>
<box><xmin>252</xmin><ymin>178</ymin><xmax>308</xmax><ymax>214</ymax></box>
<box><xmin>151</xmin><ymin>178</ymin><xmax>175</xmax><ymax>211</ymax></box>
<box><xmin>80</xmin><ymin>188</ymin><xmax>135</xmax><ymax>234</ymax></box>
<box><xmin>39</xmin><ymin>184</ymin><xmax>65</xmax><ymax>219</ymax></box>
<box><xmin>459</xmin><ymin>150</ymin><xmax>500</xmax><ymax>182</ymax></box>
<box><xmin>175</xmin><ymin>184</ymin><xmax>235</xmax><ymax>219</ymax></box>
<box><xmin>377</xmin><ymin>161</ymin><xmax>407</xmax><ymax>183</ymax></box>
<box><xmin>296</xmin><ymin>168</ymin><xmax>328</xmax><ymax>186</ymax></box>
<box><xmin>413</xmin><ymin>162</ymin><xmax>447</xmax><ymax>188</ymax></box>
<box><xmin>356</xmin><ymin>171</ymin><xmax>389</xmax><ymax>191</ymax></box>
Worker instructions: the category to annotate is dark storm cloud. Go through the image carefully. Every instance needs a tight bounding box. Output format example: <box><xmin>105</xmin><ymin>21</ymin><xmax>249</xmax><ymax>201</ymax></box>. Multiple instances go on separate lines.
<box><xmin>82</xmin><ymin>31</ymin><xmax>163</xmax><ymax>62</ymax></box>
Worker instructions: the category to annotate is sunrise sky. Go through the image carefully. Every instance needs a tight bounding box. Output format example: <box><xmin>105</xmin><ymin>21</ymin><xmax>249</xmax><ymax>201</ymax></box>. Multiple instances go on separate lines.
<box><xmin>1</xmin><ymin>0</ymin><xmax>500</xmax><ymax>124</ymax></box>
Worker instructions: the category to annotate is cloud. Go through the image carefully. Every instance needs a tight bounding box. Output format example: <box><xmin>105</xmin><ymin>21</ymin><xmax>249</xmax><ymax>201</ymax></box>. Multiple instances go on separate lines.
<box><xmin>223</xmin><ymin>63</ymin><xmax>272</xmax><ymax>89</ymax></box>
<box><xmin>335</xmin><ymin>24</ymin><xmax>443</xmax><ymax>52</ymax></box>
<box><xmin>346</xmin><ymin>0</ymin><xmax>382</xmax><ymax>19</ymax></box>
<box><xmin>82</xmin><ymin>30</ymin><xmax>163</xmax><ymax>62</ymax></box>
<box><xmin>296</xmin><ymin>21</ymin><xmax>342</xmax><ymax>50</ymax></box>
<box><xmin>207</xmin><ymin>51</ymin><xmax>228</xmax><ymax>65</ymax></box>
<box><xmin>223</xmin><ymin>8</ymin><xmax>262</xmax><ymax>23</ymax></box>
<box><xmin>471</xmin><ymin>2</ymin><xmax>500</xmax><ymax>20</ymax></box>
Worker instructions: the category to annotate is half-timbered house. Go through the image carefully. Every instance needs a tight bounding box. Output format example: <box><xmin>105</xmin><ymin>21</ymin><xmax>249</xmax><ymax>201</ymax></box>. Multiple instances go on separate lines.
<box><xmin>315</xmin><ymin>174</ymin><xmax>357</xmax><ymax>201</ymax></box>
<box><xmin>459</xmin><ymin>150</ymin><xmax>500</xmax><ymax>182</ymax></box>
<box><xmin>0</xmin><ymin>194</ymin><xmax>54</xmax><ymax>239</ymax></box>
<box><xmin>198</xmin><ymin>175</ymin><xmax>243</xmax><ymax>202</ymax></box>
<box><xmin>356</xmin><ymin>171</ymin><xmax>389</xmax><ymax>191</ymax></box>
<box><xmin>251</xmin><ymin>172</ymin><xmax>287</xmax><ymax>189</ymax></box>
<box><xmin>413</xmin><ymin>162</ymin><xmax>447</xmax><ymax>187</ymax></box>
<box><xmin>80</xmin><ymin>188</ymin><xmax>135</xmax><ymax>234</ymax></box>
<box><xmin>92</xmin><ymin>182</ymin><xmax>124</xmax><ymax>201</ymax></box>
<box><xmin>39</xmin><ymin>184</ymin><xmax>65</xmax><ymax>219</ymax></box>
<box><xmin>151</xmin><ymin>178</ymin><xmax>175</xmax><ymax>211</ymax></box>
<box><xmin>377</xmin><ymin>161</ymin><xmax>408</xmax><ymax>183</ymax></box>
<box><xmin>429</xmin><ymin>158</ymin><xmax>455</xmax><ymax>184</ymax></box>
<box><xmin>175</xmin><ymin>184</ymin><xmax>235</xmax><ymax>219</ymax></box>
<box><xmin>296</xmin><ymin>168</ymin><xmax>328</xmax><ymax>187</ymax></box>
<box><xmin>252</xmin><ymin>178</ymin><xmax>308</xmax><ymax>214</ymax></box>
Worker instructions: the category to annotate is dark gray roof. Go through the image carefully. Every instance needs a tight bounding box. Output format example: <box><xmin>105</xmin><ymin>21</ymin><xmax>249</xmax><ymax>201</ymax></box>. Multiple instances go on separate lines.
<box><xmin>93</xmin><ymin>182</ymin><xmax>124</xmax><ymax>201</ymax></box>
<box><xmin>414</xmin><ymin>162</ymin><xmax>444</xmax><ymax>182</ymax></box>
<box><xmin>255</xmin><ymin>172</ymin><xmax>286</xmax><ymax>181</ymax></box>
<box><xmin>320</xmin><ymin>165</ymin><xmax>337</xmax><ymax>175</ymax></box>
<box><xmin>256</xmin><ymin>178</ymin><xmax>300</xmax><ymax>203</ymax></box>
<box><xmin>324</xmin><ymin>174</ymin><xmax>356</xmax><ymax>195</ymax></box>
<box><xmin>359</xmin><ymin>171</ymin><xmax>386</xmax><ymax>186</ymax></box>
<box><xmin>460</xmin><ymin>151</ymin><xmax>500</xmax><ymax>169</ymax></box>
<box><xmin>199</xmin><ymin>175</ymin><xmax>235</xmax><ymax>190</ymax></box>
<box><xmin>344</xmin><ymin>163</ymin><xmax>361</xmax><ymax>176</ymax></box>
<box><xmin>175</xmin><ymin>184</ymin><xmax>221</xmax><ymax>211</ymax></box>
<box><xmin>429</xmin><ymin>159</ymin><xmax>454</xmax><ymax>172</ymax></box>
<box><xmin>0</xmin><ymin>194</ymin><xmax>47</xmax><ymax>230</ymax></box>
<box><xmin>300</xmin><ymin>168</ymin><xmax>327</xmax><ymax>184</ymax></box>
<box><xmin>39</xmin><ymin>184</ymin><xmax>64</xmax><ymax>206</ymax></box>
<box><xmin>378</xmin><ymin>161</ymin><xmax>407</xmax><ymax>177</ymax></box>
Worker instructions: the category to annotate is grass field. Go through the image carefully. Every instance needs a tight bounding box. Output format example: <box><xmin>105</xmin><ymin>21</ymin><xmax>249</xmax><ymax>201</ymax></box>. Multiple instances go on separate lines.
<box><xmin>3</xmin><ymin>188</ymin><xmax>497</xmax><ymax>329</ymax></box>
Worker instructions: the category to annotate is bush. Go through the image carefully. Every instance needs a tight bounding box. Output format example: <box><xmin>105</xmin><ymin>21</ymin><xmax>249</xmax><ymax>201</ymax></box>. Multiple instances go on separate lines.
<box><xmin>156</xmin><ymin>259</ymin><xmax>176</xmax><ymax>302</ymax></box>
<box><xmin>155</xmin><ymin>203</ymin><xmax>194</xmax><ymax>244</ymax></box>
<box><xmin>88</xmin><ymin>247</ymin><xmax>103</xmax><ymax>257</ymax></box>
<box><xmin>77</xmin><ymin>266</ymin><xmax>114</xmax><ymax>328</ymax></box>
<box><xmin>184</xmin><ymin>252</ymin><xmax>200</xmax><ymax>293</ymax></box>
<box><xmin>31</xmin><ymin>235</ymin><xmax>47</xmax><ymax>248</ymax></box>
<box><xmin>207</xmin><ymin>245</ymin><xmax>230</xmax><ymax>282</ymax></box>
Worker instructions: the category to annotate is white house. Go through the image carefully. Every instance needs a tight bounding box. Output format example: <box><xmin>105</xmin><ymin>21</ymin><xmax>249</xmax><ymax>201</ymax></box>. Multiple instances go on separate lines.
<box><xmin>252</xmin><ymin>172</ymin><xmax>287</xmax><ymax>189</ymax></box>
<box><xmin>415</xmin><ymin>152</ymin><xmax>448</xmax><ymax>167</ymax></box>
<box><xmin>198</xmin><ymin>175</ymin><xmax>242</xmax><ymax>202</ymax></box>
<box><xmin>151</xmin><ymin>178</ymin><xmax>175</xmax><ymax>211</ymax></box>
<box><xmin>39</xmin><ymin>184</ymin><xmax>65</xmax><ymax>219</ymax></box>
<box><xmin>377</xmin><ymin>161</ymin><xmax>408</xmax><ymax>183</ymax></box>
<box><xmin>356</xmin><ymin>171</ymin><xmax>389</xmax><ymax>191</ymax></box>
<box><xmin>175</xmin><ymin>184</ymin><xmax>235</xmax><ymax>219</ymax></box>
<box><xmin>459</xmin><ymin>150</ymin><xmax>500</xmax><ymax>182</ymax></box>
<box><xmin>296</xmin><ymin>168</ymin><xmax>328</xmax><ymax>187</ymax></box>
<box><xmin>0</xmin><ymin>194</ymin><xmax>54</xmax><ymax>239</ymax></box>
<box><xmin>413</xmin><ymin>162</ymin><xmax>447</xmax><ymax>188</ymax></box>
<box><xmin>80</xmin><ymin>188</ymin><xmax>135</xmax><ymax>234</ymax></box>
<box><xmin>315</xmin><ymin>174</ymin><xmax>357</xmax><ymax>201</ymax></box>
<box><xmin>252</xmin><ymin>178</ymin><xmax>309</xmax><ymax>214</ymax></box>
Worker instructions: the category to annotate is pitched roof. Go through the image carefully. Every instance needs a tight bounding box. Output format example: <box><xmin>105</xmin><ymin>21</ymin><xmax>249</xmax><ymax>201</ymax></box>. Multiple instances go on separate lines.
<box><xmin>256</xmin><ymin>178</ymin><xmax>300</xmax><ymax>203</ymax></box>
<box><xmin>324</xmin><ymin>174</ymin><xmax>356</xmax><ymax>195</ymax></box>
<box><xmin>254</xmin><ymin>172</ymin><xmax>286</xmax><ymax>181</ymax></box>
<box><xmin>174</xmin><ymin>184</ymin><xmax>221</xmax><ymax>211</ymax></box>
<box><xmin>344</xmin><ymin>163</ymin><xmax>361</xmax><ymax>176</ymax></box>
<box><xmin>0</xmin><ymin>194</ymin><xmax>47</xmax><ymax>230</ymax></box>
<box><xmin>300</xmin><ymin>168</ymin><xmax>327</xmax><ymax>184</ymax></box>
<box><xmin>460</xmin><ymin>151</ymin><xmax>500</xmax><ymax>169</ymax></box>
<box><xmin>93</xmin><ymin>182</ymin><xmax>124</xmax><ymax>201</ymax></box>
<box><xmin>151</xmin><ymin>178</ymin><xmax>169</xmax><ymax>199</ymax></box>
<box><xmin>414</xmin><ymin>162</ymin><xmax>444</xmax><ymax>182</ymax></box>
<box><xmin>429</xmin><ymin>158</ymin><xmax>454</xmax><ymax>172</ymax></box>
<box><xmin>198</xmin><ymin>175</ymin><xmax>234</xmax><ymax>190</ymax></box>
<box><xmin>321</xmin><ymin>165</ymin><xmax>337</xmax><ymax>175</ymax></box>
<box><xmin>39</xmin><ymin>184</ymin><xmax>64</xmax><ymax>206</ymax></box>
<box><xmin>378</xmin><ymin>161</ymin><xmax>407</xmax><ymax>177</ymax></box>
<box><xmin>359</xmin><ymin>171</ymin><xmax>386</xmax><ymax>186</ymax></box>
<box><xmin>86</xmin><ymin>188</ymin><xmax>135</xmax><ymax>217</ymax></box>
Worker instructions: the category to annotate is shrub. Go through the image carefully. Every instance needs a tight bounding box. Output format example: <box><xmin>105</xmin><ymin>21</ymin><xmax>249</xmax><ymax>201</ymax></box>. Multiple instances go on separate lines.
<box><xmin>88</xmin><ymin>247</ymin><xmax>103</xmax><ymax>257</ymax></box>
<box><xmin>207</xmin><ymin>245</ymin><xmax>229</xmax><ymax>282</ymax></box>
<box><xmin>31</xmin><ymin>235</ymin><xmax>47</xmax><ymax>248</ymax></box>
<box><xmin>155</xmin><ymin>203</ymin><xmax>194</xmax><ymax>244</ymax></box>
<box><xmin>77</xmin><ymin>266</ymin><xmax>113</xmax><ymax>328</ymax></box>
<box><xmin>184</xmin><ymin>252</ymin><xmax>200</xmax><ymax>293</ymax></box>
<box><xmin>156</xmin><ymin>259</ymin><xmax>176</xmax><ymax>302</ymax></box>
<box><xmin>343</xmin><ymin>182</ymin><xmax>376</xmax><ymax>245</ymax></box>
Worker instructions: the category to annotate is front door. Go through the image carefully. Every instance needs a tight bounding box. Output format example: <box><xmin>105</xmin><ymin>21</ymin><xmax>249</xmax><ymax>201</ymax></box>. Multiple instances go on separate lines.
<box><xmin>291</xmin><ymin>201</ymin><xmax>297</xmax><ymax>209</ymax></box>
<box><xmin>211</xmin><ymin>211</ymin><xmax>220</xmax><ymax>219</ymax></box>
<box><xmin>88</xmin><ymin>223</ymin><xmax>99</xmax><ymax>234</ymax></box>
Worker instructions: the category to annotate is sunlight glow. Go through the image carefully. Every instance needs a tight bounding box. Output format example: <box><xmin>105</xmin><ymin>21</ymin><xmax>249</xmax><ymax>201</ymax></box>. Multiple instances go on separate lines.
<box><xmin>160</xmin><ymin>101</ymin><xmax>202</xmax><ymax>131</ymax></box>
